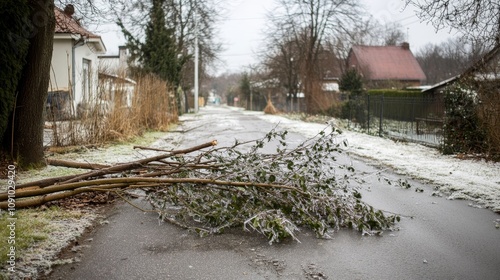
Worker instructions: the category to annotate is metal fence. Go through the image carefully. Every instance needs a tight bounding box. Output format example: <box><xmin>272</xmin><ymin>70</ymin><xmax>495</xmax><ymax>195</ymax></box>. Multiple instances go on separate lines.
<box><xmin>346</xmin><ymin>95</ymin><xmax>445</xmax><ymax>147</ymax></box>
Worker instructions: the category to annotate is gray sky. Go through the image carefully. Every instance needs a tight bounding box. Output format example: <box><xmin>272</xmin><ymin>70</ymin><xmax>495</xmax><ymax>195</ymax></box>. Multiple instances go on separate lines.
<box><xmin>96</xmin><ymin>0</ymin><xmax>457</xmax><ymax>75</ymax></box>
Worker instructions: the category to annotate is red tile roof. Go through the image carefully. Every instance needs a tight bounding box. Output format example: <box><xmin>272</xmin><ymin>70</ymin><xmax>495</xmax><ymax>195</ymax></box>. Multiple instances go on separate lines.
<box><xmin>348</xmin><ymin>45</ymin><xmax>426</xmax><ymax>82</ymax></box>
<box><xmin>54</xmin><ymin>7</ymin><xmax>100</xmax><ymax>38</ymax></box>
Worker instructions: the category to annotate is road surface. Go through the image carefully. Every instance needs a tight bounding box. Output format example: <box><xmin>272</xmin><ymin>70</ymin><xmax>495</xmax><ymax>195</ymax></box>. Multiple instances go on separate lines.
<box><xmin>47</xmin><ymin>106</ymin><xmax>500</xmax><ymax>280</ymax></box>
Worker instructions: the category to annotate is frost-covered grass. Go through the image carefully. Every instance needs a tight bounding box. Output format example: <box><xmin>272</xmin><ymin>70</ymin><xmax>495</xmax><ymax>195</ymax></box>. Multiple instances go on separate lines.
<box><xmin>0</xmin><ymin>207</ymin><xmax>93</xmax><ymax>279</ymax></box>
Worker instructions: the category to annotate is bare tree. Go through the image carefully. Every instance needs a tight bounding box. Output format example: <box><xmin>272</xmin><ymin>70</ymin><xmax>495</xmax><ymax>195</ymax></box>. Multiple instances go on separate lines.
<box><xmin>405</xmin><ymin>0</ymin><xmax>500</xmax><ymax>47</ymax></box>
<box><xmin>261</xmin><ymin>23</ymin><xmax>302</xmax><ymax>112</ymax></box>
<box><xmin>416</xmin><ymin>38</ymin><xmax>487</xmax><ymax>84</ymax></box>
<box><xmin>267</xmin><ymin>0</ymin><xmax>362</xmax><ymax>114</ymax></box>
<box><xmin>325</xmin><ymin>18</ymin><xmax>378</xmax><ymax>65</ymax></box>
<box><xmin>380</xmin><ymin>22</ymin><xmax>407</xmax><ymax>46</ymax></box>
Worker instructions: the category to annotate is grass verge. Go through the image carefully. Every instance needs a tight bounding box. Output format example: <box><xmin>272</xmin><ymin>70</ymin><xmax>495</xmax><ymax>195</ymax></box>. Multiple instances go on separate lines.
<box><xmin>0</xmin><ymin>207</ymin><xmax>86</xmax><ymax>279</ymax></box>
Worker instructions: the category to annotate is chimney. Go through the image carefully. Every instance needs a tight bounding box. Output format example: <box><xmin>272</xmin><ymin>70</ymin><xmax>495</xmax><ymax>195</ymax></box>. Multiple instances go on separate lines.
<box><xmin>63</xmin><ymin>4</ymin><xmax>75</xmax><ymax>17</ymax></box>
<box><xmin>64</xmin><ymin>4</ymin><xmax>75</xmax><ymax>17</ymax></box>
<box><xmin>118</xmin><ymin>46</ymin><xmax>129</xmax><ymax>76</ymax></box>
<box><xmin>401</xmin><ymin>42</ymin><xmax>410</xmax><ymax>50</ymax></box>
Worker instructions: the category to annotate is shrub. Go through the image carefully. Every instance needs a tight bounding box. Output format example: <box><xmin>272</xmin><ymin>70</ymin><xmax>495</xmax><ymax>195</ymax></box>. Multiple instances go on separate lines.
<box><xmin>442</xmin><ymin>82</ymin><xmax>486</xmax><ymax>155</ymax></box>
<box><xmin>339</xmin><ymin>69</ymin><xmax>368</xmax><ymax>126</ymax></box>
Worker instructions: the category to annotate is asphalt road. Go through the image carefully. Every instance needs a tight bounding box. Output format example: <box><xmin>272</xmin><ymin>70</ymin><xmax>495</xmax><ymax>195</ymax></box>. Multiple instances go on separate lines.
<box><xmin>48</xmin><ymin>106</ymin><xmax>500</xmax><ymax>280</ymax></box>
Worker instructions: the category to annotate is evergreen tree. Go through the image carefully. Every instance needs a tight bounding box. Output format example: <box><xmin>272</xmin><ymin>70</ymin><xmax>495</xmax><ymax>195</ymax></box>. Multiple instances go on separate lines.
<box><xmin>142</xmin><ymin>0</ymin><xmax>180</xmax><ymax>85</ymax></box>
<box><xmin>339</xmin><ymin>68</ymin><xmax>364</xmax><ymax>97</ymax></box>
<box><xmin>119</xmin><ymin>0</ymin><xmax>186</xmax><ymax>87</ymax></box>
<box><xmin>339</xmin><ymin>68</ymin><xmax>367</xmax><ymax>126</ymax></box>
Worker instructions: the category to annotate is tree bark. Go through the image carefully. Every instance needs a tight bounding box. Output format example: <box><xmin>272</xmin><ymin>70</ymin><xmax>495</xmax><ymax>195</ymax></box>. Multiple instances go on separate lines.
<box><xmin>46</xmin><ymin>158</ymin><xmax>111</xmax><ymax>170</ymax></box>
<box><xmin>7</xmin><ymin>0</ymin><xmax>55</xmax><ymax>167</ymax></box>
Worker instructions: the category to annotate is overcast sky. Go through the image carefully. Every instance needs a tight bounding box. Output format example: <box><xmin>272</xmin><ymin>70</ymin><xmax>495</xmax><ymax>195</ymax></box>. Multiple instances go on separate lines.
<box><xmin>95</xmin><ymin>0</ymin><xmax>457</xmax><ymax>75</ymax></box>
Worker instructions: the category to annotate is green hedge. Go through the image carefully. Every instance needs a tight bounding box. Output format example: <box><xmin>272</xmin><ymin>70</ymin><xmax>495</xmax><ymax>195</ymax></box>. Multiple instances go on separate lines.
<box><xmin>367</xmin><ymin>89</ymin><xmax>423</xmax><ymax>98</ymax></box>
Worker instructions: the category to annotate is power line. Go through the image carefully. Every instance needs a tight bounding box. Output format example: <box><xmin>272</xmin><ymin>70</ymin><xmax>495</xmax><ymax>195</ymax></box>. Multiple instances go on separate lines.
<box><xmin>224</xmin><ymin>16</ymin><xmax>267</xmax><ymax>21</ymax></box>
<box><xmin>394</xmin><ymin>14</ymin><xmax>418</xmax><ymax>23</ymax></box>
<box><xmin>219</xmin><ymin>53</ymin><xmax>255</xmax><ymax>57</ymax></box>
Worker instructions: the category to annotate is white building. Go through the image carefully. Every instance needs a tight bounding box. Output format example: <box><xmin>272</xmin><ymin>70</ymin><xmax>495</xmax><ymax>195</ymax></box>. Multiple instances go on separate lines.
<box><xmin>99</xmin><ymin>46</ymin><xmax>136</xmax><ymax>109</ymax></box>
<box><xmin>48</xmin><ymin>5</ymin><xmax>106</xmax><ymax>119</ymax></box>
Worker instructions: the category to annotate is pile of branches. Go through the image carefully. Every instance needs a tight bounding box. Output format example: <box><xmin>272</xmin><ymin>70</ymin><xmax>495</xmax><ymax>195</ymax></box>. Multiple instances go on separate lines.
<box><xmin>1</xmin><ymin>127</ymin><xmax>399</xmax><ymax>243</ymax></box>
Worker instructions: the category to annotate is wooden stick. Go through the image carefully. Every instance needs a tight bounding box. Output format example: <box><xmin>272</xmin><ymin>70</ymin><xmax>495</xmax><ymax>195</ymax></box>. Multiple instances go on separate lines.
<box><xmin>47</xmin><ymin>158</ymin><xmax>110</xmax><ymax>169</ymax></box>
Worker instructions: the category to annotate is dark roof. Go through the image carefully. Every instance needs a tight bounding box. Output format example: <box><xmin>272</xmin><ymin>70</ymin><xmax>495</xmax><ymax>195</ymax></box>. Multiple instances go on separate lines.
<box><xmin>349</xmin><ymin>45</ymin><xmax>426</xmax><ymax>81</ymax></box>
<box><xmin>54</xmin><ymin>7</ymin><xmax>100</xmax><ymax>38</ymax></box>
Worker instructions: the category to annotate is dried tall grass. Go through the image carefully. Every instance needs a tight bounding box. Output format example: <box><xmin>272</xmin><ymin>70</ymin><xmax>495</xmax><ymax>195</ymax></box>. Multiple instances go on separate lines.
<box><xmin>263</xmin><ymin>93</ymin><xmax>279</xmax><ymax>115</ymax></box>
<box><xmin>131</xmin><ymin>74</ymin><xmax>178</xmax><ymax>132</ymax></box>
<box><xmin>47</xmin><ymin>73</ymin><xmax>177</xmax><ymax>147</ymax></box>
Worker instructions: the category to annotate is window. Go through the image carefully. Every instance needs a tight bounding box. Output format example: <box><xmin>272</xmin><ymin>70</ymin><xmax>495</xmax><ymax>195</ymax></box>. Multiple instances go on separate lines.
<box><xmin>82</xmin><ymin>59</ymin><xmax>91</xmax><ymax>102</ymax></box>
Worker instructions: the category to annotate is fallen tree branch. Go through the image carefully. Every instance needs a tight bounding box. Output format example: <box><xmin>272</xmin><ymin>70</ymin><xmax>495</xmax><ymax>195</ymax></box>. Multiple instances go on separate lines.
<box><xmin>17</xmin><ymin>174</ymin><xmax>80</xmax><ymax>190</ymax></box>
<box><xmin>2</xmin><ymin>128</ymin><xmax>401</xmax><ymax>243</ymax></box>
<box><xmin>133</xmin><ymin>145</ymin><xmax>171</xmax><ymax>152</ymax></box>
<box><xmin>46</xmin><ymin>158</ymin><xmax>110</xmax><ymax>170</ymax></box>
<box><xmin>1</xmin><ymin>177</ymin><xmax>300</xmax><ymax>202</ymax></box>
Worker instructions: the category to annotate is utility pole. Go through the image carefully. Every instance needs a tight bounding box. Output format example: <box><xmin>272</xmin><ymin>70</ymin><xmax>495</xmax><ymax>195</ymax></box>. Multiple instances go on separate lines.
<box><xmin>249</xmin><ymin>69</ymin><xmax>253</xmax><ymax>111</ymax></box>
<box><xmin>194</xmin><ymin>0</ymin><xmax>199</xmax><ymax>113</ymax></box>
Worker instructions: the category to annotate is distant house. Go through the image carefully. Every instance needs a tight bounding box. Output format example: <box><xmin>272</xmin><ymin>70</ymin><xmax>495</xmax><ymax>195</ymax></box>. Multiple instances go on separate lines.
<box><xmin>99</xmin><ymin>46</ymin><xmax>136</xmax><ymax>109</ymax></box>
<box><xmin>47</xmin><ymin>5</ymin><xmax>106</xmax><ymax>119</ymax></box>
<box><xmin>99</xmin><ymin>46</ymin><xmax>130</xmax><ymax>78</ymax></box>
<box><xmin>346</xmin><ymin>43</ymin><xmax>426</xmax><ymax>89</ymax></box>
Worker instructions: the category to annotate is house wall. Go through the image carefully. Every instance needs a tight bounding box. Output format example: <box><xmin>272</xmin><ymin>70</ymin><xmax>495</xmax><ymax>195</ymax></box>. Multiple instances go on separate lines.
<box><xmin>49</xmin><ymin>37</ymin><xmax>101</xmax><ymax>117</ymax></box>
<box><xmin>73</xmin><ymin>41</ymin><xmax>100</xmax><ymax>108</ymax></box>
<box><xmin>49</xmin><ymin>39</ymin><xmax>72</xmax><ymax>91</ymax></box>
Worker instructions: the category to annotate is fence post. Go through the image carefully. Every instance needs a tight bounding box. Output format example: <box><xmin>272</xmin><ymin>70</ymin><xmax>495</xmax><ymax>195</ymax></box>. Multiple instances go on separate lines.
<box><xmin>379</xmin><ymin>95</ymin><xmax>384</xmax><ymax>137</ymax></box>
<box><xmin>411</xmin><ymin>98</ymin><xmax>415</xmax><ymax>133</ymax></box>
<box><xmin>347</xmin><ymin>96</ymin><xmax>352</xmax><ymax>128</ymax></box>
<box><xmin>367</xmin><ymin>94</ymin><xmax>370</xmax><ymax>133</ymax></box>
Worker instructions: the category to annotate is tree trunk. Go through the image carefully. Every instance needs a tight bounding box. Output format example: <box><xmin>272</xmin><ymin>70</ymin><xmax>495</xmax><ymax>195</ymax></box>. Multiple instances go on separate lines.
<box><xmin>8</xmin><ymin>0</ymin><xmax>55</xmax><ymax>167</ymax></box>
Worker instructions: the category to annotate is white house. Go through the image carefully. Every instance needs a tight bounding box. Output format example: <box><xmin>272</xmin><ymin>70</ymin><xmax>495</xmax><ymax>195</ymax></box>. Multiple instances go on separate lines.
<box><xmin>47</xmin><ymin>5</ymin><xmax>106</xmax><ymax>119</ymax></box>
<box><xmin>99</xmin><ymin>46</ymin><xmax>136</xmax><ymax>109</ymax></box>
